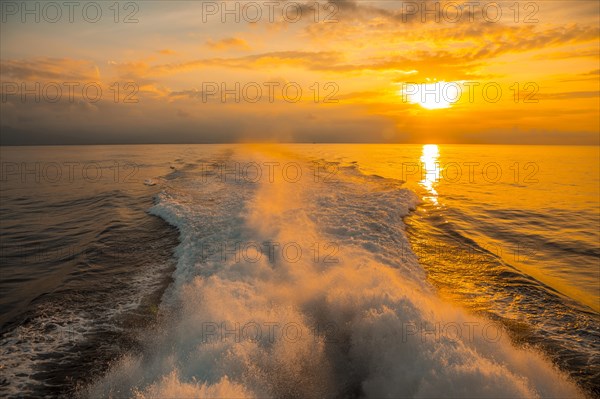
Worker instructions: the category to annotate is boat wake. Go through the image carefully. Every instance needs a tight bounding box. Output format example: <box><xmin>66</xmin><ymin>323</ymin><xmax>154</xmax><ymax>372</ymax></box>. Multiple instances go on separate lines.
<box><xmin>86</xmin><ymin>146</ymin><xmax>584</xmax><ymax>398</ymax></box>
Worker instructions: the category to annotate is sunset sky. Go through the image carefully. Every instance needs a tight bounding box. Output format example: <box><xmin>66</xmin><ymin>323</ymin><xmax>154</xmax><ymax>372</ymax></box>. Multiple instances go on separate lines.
<box><xmin>1</xmin><ymin>0</ymin><xmax>599</xmax><ymax>144</ymax></box>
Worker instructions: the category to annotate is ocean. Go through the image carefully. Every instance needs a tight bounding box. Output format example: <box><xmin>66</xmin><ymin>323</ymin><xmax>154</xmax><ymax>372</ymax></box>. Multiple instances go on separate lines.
<box><xmin>0</xmin><ymin>144</ymin><xmax>598</xmax><ymax>398</ymax></box>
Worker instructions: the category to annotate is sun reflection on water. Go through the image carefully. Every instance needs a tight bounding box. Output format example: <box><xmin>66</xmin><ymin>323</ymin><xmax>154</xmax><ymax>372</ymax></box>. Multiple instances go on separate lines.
<box><xmin>420</xmin><ymin>144</ymin><xmax>440</xmax><ymax>205</ymax></box>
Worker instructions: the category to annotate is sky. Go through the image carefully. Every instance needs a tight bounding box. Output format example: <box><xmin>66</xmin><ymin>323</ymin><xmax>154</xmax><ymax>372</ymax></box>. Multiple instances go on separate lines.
<box><xmin>0</xmin><ymin>0</ymin><xmax>599</xmax><ymax>145</ymax></box>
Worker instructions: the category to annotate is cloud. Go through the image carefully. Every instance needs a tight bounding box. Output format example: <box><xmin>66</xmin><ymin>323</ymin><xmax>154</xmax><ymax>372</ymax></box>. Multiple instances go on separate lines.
<box><xmin>206</xmin><ymin>37</ymin><xmax>251</xmax><ymax>51</ymax></box>
<box><xmin>468</xmin><ymin>24</ymin><xmax>599</xmax><ymax>59</ymax></box>
<box><xmin>538</xmin><ymin>91</ymin><xmax>600</xmax><ymax>100</ymax></box>
<box><xmin>109</xmin><ymin>49</ymin><xmax>473</xmax><ymax>82</ymax></box>
<box><xmin>0</xmin><ymin>98</ymin><xmax>398</xmax><ymax>145</ymax></box>
<box><xmin>143</xmin><ymin>51</ymin><xmax>345</xmax><ymax>76</ymax></box>
<box><xmin>533</xmin><ymin>49</ymin><xmax>599</xmax><ymax>60</ymax></box>
<box><xmin>0</xmin><ymin>58</ymin><xmax>100</xmax><ymax>82</ymax></box>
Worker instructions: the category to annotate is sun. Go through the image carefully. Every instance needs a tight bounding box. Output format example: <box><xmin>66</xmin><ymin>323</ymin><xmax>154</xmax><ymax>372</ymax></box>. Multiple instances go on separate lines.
<box><xmin>400</xmin><ymin>80</ymin><xmax>461</xmax><ymax>110</ymax></box>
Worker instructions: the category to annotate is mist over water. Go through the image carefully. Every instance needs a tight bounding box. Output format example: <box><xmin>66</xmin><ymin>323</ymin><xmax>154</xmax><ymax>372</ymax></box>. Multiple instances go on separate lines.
<box><xmin>0</xmin><ymin>145</ymin><xmax>597</xmax><ymax>398</ymax></box>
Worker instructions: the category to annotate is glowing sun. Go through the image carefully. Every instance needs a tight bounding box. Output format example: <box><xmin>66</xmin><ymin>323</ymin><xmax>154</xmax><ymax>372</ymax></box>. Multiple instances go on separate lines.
<box><xmin>400</xmin><ymin>80</ymin><xmax>461</xmax><ymax>110</ymax></box>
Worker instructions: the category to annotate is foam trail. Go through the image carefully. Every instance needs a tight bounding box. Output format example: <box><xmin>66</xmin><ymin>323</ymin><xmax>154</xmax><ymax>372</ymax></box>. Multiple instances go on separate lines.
<box><xmin>87</xmin><ymin>146</ymin><xmax>584</xmax><ymax>399</ymax></box>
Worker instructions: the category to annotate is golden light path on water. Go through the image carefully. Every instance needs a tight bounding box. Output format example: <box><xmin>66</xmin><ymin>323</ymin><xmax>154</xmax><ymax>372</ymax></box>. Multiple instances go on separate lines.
<box><xmin>419</xmin><ymin>144</ymin><xmax>440</xmax><ymax>205</ymax></box>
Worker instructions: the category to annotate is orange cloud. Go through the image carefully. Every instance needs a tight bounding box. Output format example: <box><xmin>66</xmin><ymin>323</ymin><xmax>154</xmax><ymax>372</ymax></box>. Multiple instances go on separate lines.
<box><xmin>206</xmin><ymin>37</ymin><xmax>251</xmax><ymax>51</ymax></box>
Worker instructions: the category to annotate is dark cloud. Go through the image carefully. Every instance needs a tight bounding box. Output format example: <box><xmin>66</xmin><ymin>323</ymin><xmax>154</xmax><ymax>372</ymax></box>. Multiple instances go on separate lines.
<box><xmin>0</xmin><ymin>58</ymin><xmax>100</xmax><ymax>81</ymax></box>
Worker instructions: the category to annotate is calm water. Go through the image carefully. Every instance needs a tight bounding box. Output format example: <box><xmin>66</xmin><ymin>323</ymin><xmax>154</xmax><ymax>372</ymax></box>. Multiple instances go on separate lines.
<box><xmin>0</xmin><ymin>144</ymin><xmax>598</xmax><ymax>398</ymax></box>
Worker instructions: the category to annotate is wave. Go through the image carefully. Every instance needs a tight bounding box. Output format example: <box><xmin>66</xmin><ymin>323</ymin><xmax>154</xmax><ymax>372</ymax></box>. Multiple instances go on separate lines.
<box><xmin>86</xmin><ymin>147</ymin><xmax>585</xmax><ymax>398</ymax></box>
<box><xmin>0</xmin><ymin>187</ymin><xmax>179</xmax><ymax>397</ymax></box>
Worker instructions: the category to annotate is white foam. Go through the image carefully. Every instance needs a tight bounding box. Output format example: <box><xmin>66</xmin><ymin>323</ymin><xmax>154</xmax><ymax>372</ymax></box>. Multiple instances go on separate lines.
<box><xmin>0</xmin><ymin>248</ymin><xmax>174</xmax><ymax>397</ymax></box>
